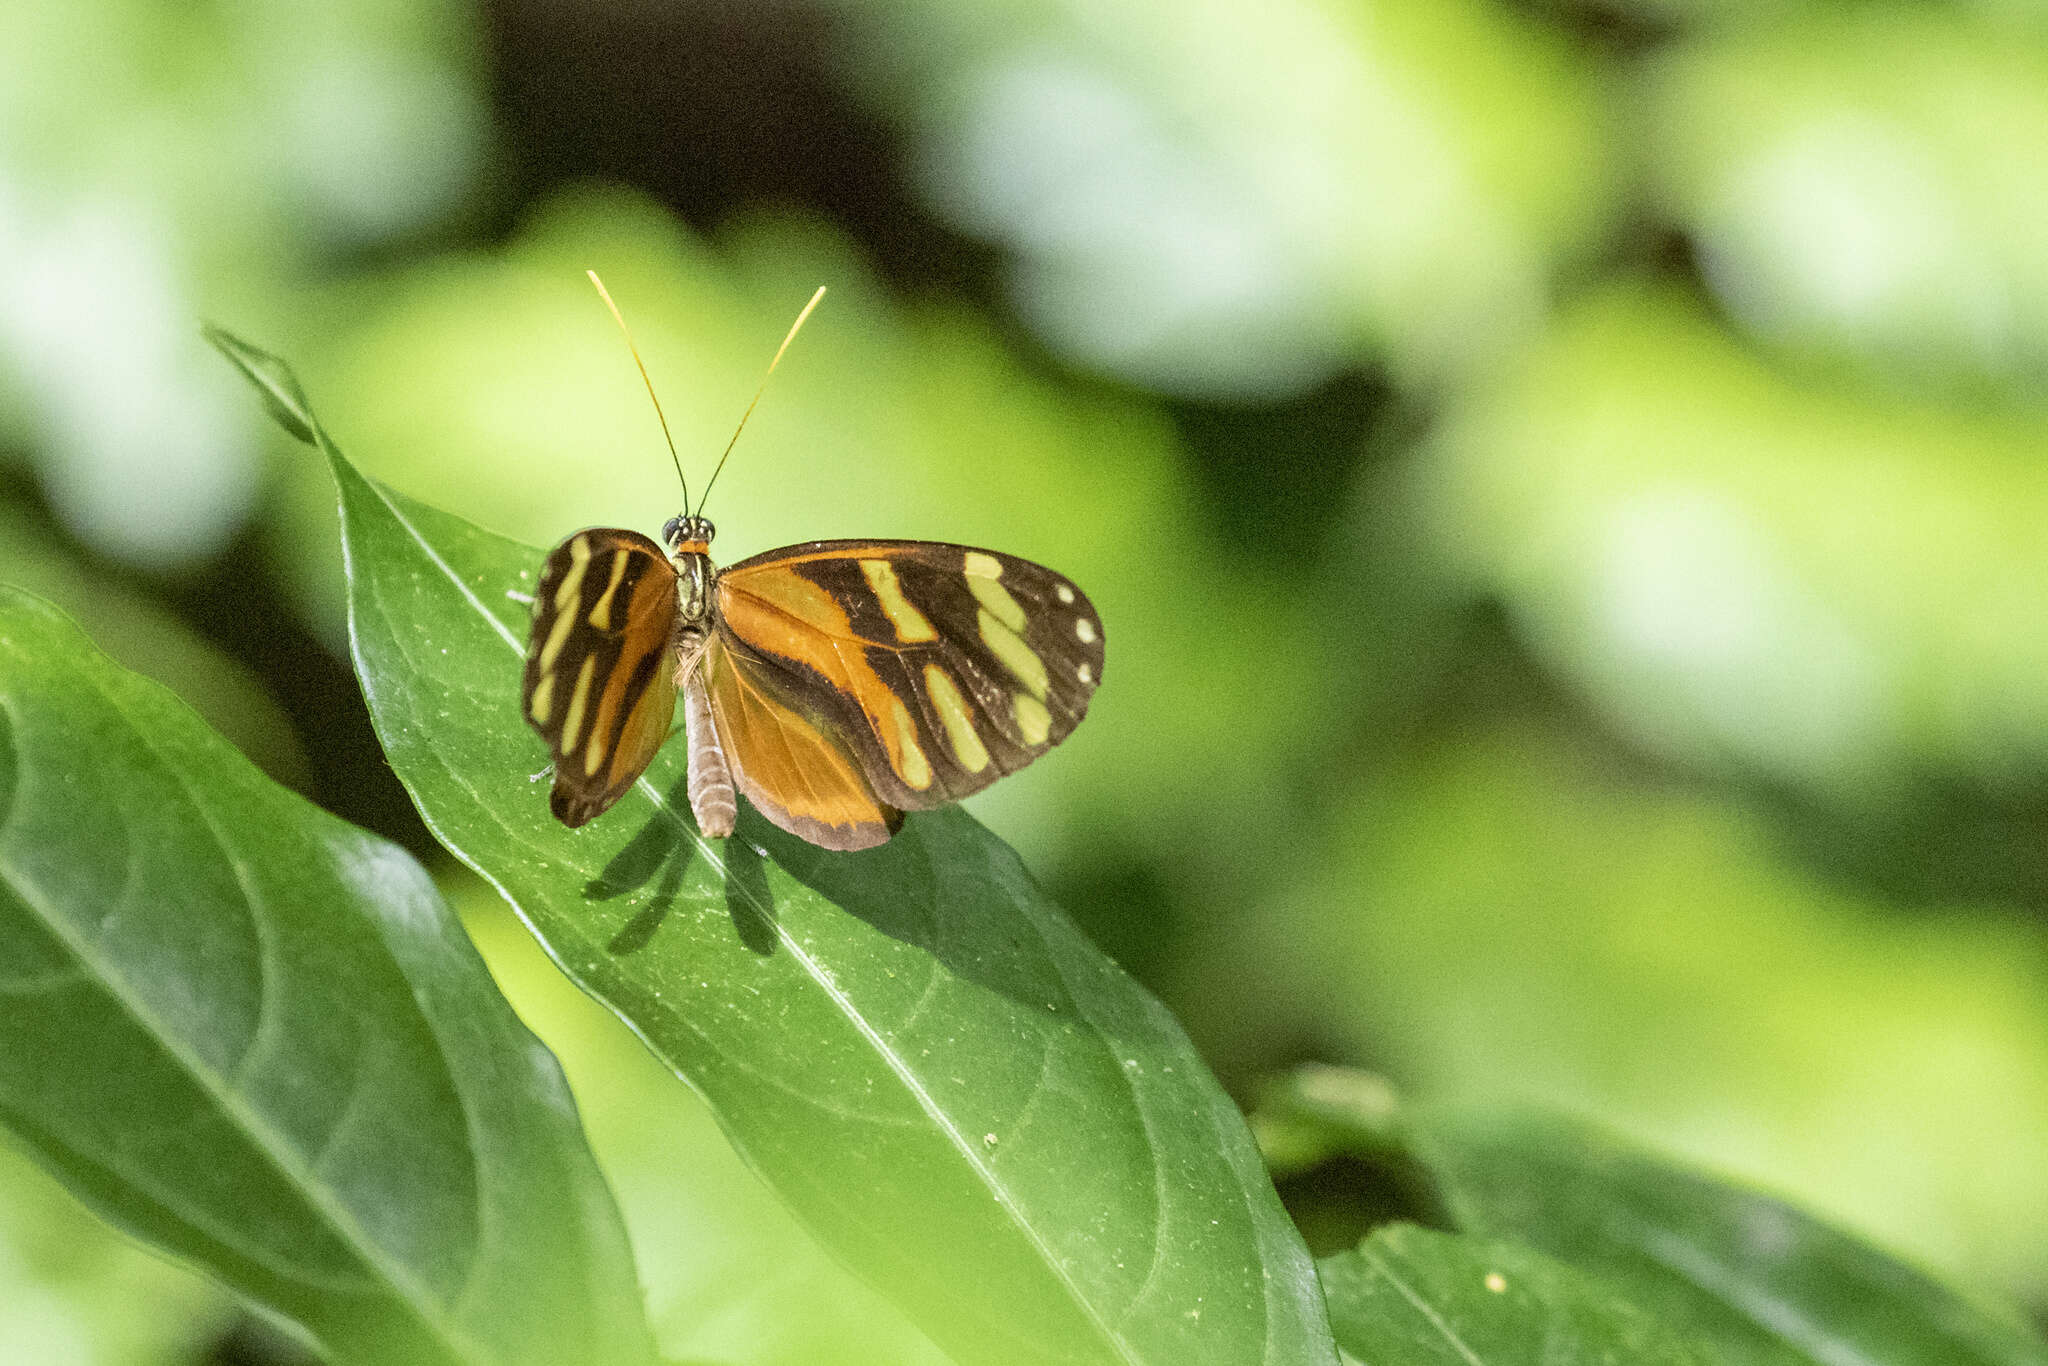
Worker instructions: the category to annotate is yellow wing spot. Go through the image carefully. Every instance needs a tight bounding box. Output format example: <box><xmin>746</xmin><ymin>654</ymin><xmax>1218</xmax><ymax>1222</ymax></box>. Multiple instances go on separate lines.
<box><xmin>554</xmin><ymin>535</ymin><xmax>593</xmax><ymax>609</ymax></box>
<box><xmin>969</xmin><ymin>573</ymin><xmax>1027</xmax><ymax>634</ymax></box>
<box><xmin>924</xmin><ymin>665</ymin><xmax>990</xmax><ymax>773</ymax></box>
<box><xmin>582</xmin><ymin>726</ymin><xmax>609</xmax><ymax>776</ymax></box>
<box><xmin>1078</xmin><ymin>661</ymin><xmax>1093</xmax><ymax>685</ymax></box>
<box><xmin>540</xmin><ymin>607</ymin><xmax>578</xmax><ymax>671</ymax></box>
<box><xmin>1055</xmin><ymin>583</ymin><xmax>1075</xmax><ymax>605</ymax></box>
<box><xmin>1014</xmin><ymin>693</ymin><xmax>1051</xmax><ymax>746</ymax></box>
<box><xmin>528</xmin><ymin>672</ymin><xmax>556</xmax><ymax>724</ymax></box>
<box><xmin>587</xmin><ymin>549</ymin><xmax>631</xmax><ymax>630</ymax></box>
<box><xmin>861</xmin><ymin>558</ymin><xmax>937</xmax><ymax>643</ymax></box>
<box><xmin>979</xmin><ymin>608</ymin><xmax>1049</xmax><ymax>699</ymax></box>
<box><xmin>888</xmin><ymin>694</ymin><xmax>934</xmax><ymax>790</ymax></box>
<box><xmin>1075</xmin><ymin>617</ymin><xmax>1098</xmax><ymax>645</ymax></box>
<box><xmin>964</xmin><ymin>551</ymin><xmax>1003</xmax><ymax>579</ymax></box>
<box><xmin>560</xmin><ymin>654</ymin><xmax>599</xmax><ymax>756</ymax></box>
<box><xmin>540</xmin><ymin>536</ymin><xmax>594</xmax><ymax>670</ymax></box>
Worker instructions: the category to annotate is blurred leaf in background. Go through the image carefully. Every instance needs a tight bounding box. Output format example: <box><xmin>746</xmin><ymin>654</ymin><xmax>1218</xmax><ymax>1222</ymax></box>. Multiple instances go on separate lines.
<box><xmin>1647</xmin><ymin>9</ymin><xmax>2048</xmax><ymax>398</ymax></box>
<box><xmin>1416</xmin><ymin>280</ymin><xmax>2048</xmax><ymax>804</ymax></box>
<box><xmin>0</xmin><ymin>1143</ymin><xmax>230</xmax><ymax>1366</ymax></box>
<box><xmin>0</xmin><ymin>0</ymin><xmax>486</xmax><ymax>568</ymax></box>
<box><xmin>814</xmin><ymin>0</ymin><xmax>1622</xmax><ymax>396</ymax></box>
<box><xmin>0</xmin><ymin>502</ymin><xmax>307</xmax><ymax>789</ymax></box>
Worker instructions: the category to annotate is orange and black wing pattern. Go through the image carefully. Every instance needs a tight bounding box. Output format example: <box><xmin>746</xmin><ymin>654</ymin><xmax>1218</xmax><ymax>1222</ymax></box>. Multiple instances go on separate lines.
<box><xmin>713</xmin><ymin>539</ymin><xmax>1104</xmax><ymax>815</ymax></box>
<box><xmin>522</xmin><ymin>528</ymin><xmax>680</xmax><ymax>827</ymax></box>
<box><xmin>698</xmin><ymin>633</ymin><xmax>902</xmax><ymax>850</ymax></box>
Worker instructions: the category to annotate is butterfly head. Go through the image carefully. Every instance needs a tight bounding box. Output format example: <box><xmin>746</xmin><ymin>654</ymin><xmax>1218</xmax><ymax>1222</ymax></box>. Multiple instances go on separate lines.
<box><xmin>662</xmin><ymin>514</ymin><xmax>715</xmax><ymax>555</ymax></box>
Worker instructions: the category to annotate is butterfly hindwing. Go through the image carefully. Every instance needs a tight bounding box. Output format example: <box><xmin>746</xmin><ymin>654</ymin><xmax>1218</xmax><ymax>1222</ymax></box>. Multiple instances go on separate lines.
<box><xmin>522</xmin><ymin>528</ymin><xmax>679</xmax><ymax>827</ymax></box>
<box><xmin>698</xmin><ymin>633</ymin><xmax>900</xmax><ymax>850</ymax></box>
<box><xmin>714</xmin><ymin>539</ymin><xmax>1104</xmax><ymax>811</ymax></box>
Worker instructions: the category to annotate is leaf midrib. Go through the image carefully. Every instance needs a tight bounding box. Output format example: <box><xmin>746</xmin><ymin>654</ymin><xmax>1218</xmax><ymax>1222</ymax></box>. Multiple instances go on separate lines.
<box><xmin>355</xmin><ymin>464</ymin><xmax>1148</xmax><ymax>1366</ymax></box>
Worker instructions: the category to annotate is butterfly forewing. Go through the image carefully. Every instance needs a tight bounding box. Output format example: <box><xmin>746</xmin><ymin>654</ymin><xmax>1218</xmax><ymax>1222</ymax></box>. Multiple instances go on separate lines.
<box><xmin>522</xmin><ymin>528</ymin><xmax>680</xmax><ymax>826</ymax></box>
<box><xmin>714</xmin><ymin>539</ymin><xmax>1104</xmax><ymax>811</ymax></box>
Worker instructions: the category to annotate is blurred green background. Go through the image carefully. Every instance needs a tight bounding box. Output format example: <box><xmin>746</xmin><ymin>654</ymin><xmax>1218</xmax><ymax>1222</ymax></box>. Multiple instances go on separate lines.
<box><xmin>5</xmin><ymin>0</ymin><xmax>2048</xmax><ymax>1360</ymax></box>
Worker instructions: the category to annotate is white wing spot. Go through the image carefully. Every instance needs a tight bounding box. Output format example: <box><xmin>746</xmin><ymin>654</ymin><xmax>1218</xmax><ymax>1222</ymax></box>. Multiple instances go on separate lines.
<box><xmin>1078</xmin><ymin>662</ymin><xmax>1093</xmax><ymax>685</ymax></box>
<box><xmin>1055</xmin><ymin>583</ymin><xmax>1075</xmax><ymax>604</ymax></box>
<box><xmin>1075</xmin><ymin>618</ymin><xmax>1097</xmax><ymax>644</ymax></box>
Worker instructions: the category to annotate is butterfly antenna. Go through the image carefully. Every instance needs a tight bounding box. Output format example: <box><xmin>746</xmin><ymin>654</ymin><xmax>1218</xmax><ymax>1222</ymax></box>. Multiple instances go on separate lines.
<box><xmin>587</xmin><ymin>270</ymin><xmax>690</xmax><ymax>506</ymax></box>
<box><xmin>693</xmin><ymin>285</ymin><xmax>826</xmax><ymax>517</ymax></box>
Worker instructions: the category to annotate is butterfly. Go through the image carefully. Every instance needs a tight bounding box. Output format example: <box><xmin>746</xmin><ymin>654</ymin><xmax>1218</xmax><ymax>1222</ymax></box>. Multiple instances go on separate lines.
<box><xmin>520</xmin><ymin>277</ymin><xmax>1103</xmax><ymax>851</ymax></box>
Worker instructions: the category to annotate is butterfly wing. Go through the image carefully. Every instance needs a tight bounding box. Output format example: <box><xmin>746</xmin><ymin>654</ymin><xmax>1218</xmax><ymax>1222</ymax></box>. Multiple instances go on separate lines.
<box><xmin>713</xmin><ymin>539</ymin><xmax>1104</xmax><ymax>812</ymax></box>
<box><xmin>522</xmin><ymin>528</ymin><xmax>680</xmax><ymax>827</ymax></box>
<box><xmin>698</xmin><ymin>632</ymin><xmax>901</xmax><ymax>850</ymax></box>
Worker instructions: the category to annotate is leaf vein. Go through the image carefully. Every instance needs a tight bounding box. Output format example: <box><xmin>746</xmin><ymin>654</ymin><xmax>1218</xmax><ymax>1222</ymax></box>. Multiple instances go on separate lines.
<box><xmin>17</xmin><ymin>666</ymin><xmax>500</xmax><ymax>1366</ymax></box>
<box><xmin>1357</xmin><ymin>1244</ymin><xmax>1484</xmax><ymax>1366</ymax></box>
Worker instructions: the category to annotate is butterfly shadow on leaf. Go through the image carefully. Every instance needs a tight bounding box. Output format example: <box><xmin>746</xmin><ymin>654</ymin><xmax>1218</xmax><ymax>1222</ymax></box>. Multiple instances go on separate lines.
<box><xmin>584</xmin><ymin>770</ymin><xmax>778</xmax><ymax>958</ymax></box>
<box><xmin>760</xmin><ymin>807</ymin><xmax>1071</xmax><ymax>1019</ymax></box>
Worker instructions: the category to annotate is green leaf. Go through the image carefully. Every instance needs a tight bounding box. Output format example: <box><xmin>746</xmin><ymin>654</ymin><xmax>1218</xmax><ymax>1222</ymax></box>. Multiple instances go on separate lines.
<box><xmin>1262</xmin><ymin>1071</ymin><xmax>2048</xmax><ymax>1366</ymax></box>
<box><xmin>0</xmin><ymin>588</ymin><xmax>654</xmax><ymax>1366</ymax></box>
<box><xmin>1221</xmin><ymin>720</ymin><xmax>2048</xmax><ymax>1295</ymax></box>
<box><xmin>460</xmin><ymin>887</ymin><xmax>955</xmax><ymax>1366</ymax></box>
<box><xmin>1414</xmin><ymin>1110</ymin><xmax>2048</xmax><ymax>1366</ymax></box>
<box><xmin>204</xmin><ymin>323</ymin><xmax>322</xmax><ymax>446</ymax></box>
<box><xmin>1319</xmin><ymin>1224</ymin><xmax>1713</xmax><ymax>1365</ymax></box>
<box><xmin>212</xmin><ymin>328</ymin><xmax>1338</xmax><ymax>1365</ymax></box>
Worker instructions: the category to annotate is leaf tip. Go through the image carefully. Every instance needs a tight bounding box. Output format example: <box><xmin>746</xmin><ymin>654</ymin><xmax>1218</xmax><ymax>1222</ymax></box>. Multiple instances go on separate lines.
<box><xmin>202</xmin><ymin>323</ymin><xmax>319</xmax><ymax>447</ymax></box>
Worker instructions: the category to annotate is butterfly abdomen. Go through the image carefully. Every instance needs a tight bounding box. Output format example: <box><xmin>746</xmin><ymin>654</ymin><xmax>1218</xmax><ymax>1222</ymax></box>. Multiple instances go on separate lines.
<box><xmin>679</xmin><ymin>623</ymin><xmax>738</xmax><ymax>838</ymax></box>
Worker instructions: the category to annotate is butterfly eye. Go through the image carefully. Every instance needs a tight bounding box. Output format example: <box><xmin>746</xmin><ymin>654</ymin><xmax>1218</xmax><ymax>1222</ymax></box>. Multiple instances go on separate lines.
<box><xmin>661</xmin><ymin>515</ymin><xmax>686</xmax><ymax>547</ymax></box>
